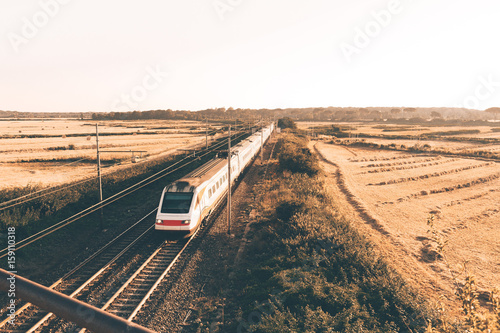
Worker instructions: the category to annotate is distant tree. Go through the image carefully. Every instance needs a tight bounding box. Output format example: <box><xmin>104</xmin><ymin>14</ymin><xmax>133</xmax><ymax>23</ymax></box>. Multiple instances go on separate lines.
<box><xmin>485</xmin><ymin>107</ymin><xmax>500</xmax><ymax>113</ymax></box>
<box><xmin>485</xmin><ymin>107</ymin><xmax>500</xmax><ymax>120</ymax></box>
<box><xmin>431</xmin><ymin>111</ymin><xmax>442</xmax><ymax>118</ymax></box>
<box><xmin>278</xmin><ymin>117</ymin><xmax>297</xmax><ymax>130</ymax></box>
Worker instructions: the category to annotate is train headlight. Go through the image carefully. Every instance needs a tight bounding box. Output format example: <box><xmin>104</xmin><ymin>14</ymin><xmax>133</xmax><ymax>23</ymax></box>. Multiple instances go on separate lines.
<box><xmin>181</xmin><ymin>220</ymin><xmax>190</xmax><ymax>225</ymax></box>
<box><xmin>156</xmin><ymin>219</ymin><xmax>162</xmax><ymax>224</ymax></box>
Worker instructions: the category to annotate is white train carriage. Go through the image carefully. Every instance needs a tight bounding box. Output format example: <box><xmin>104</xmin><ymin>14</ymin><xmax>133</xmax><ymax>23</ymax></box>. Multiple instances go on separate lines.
<box><xmin>155</xmin><ymin>123</ymin><xmax>274</xmax><ymax>235</ymax></box>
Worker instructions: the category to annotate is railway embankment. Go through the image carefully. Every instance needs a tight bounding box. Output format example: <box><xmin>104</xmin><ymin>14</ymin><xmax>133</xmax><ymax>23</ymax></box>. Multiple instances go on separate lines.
<box><xmin>182</xmin><ymin>131</ymin><xmax>433</xmax><ymax>332</ymax></box>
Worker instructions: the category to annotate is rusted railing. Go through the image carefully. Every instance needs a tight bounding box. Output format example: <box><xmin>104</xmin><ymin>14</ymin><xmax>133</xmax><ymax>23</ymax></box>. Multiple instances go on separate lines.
<box><xmin>0</xmin><ymin>268</ymin><xmax>155</xmax><ymax>333</ymax></box>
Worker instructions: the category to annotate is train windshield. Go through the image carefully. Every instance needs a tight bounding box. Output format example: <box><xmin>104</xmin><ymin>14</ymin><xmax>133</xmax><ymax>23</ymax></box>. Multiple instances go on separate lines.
<box><xmin>161</xmin><ymin>192</ymin><xmax>194</xmax><ymax>214</ymax></box>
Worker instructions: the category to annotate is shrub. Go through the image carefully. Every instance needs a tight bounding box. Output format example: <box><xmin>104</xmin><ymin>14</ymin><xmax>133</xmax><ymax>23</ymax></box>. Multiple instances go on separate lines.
<box><xmin>277</xmin><ymin>117</ymin><xmax>297</xmax><ymax>130</ymax></box>
<box><xmin>276</xmin><ymin>134</ymin><xmax>320</xmax><ymax>176</ymax></box>
<box><xmin>235</xmin><ymin>173</ymin><xmax>431</xmax><ymax>332</ymax></box>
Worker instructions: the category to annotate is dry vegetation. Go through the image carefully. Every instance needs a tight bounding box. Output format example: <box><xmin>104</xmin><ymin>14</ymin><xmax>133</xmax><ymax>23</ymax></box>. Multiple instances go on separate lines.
<box><xmin>302</xmin><ymin>121</ymin><xmax>500</xmax><ymax>160</ymax></box>
<box><xmin>0</xmin><ymin>119</ymin><xmax>217</xmax><ymax>189</ymax></box>
<box><xmin>305</xmin><ymin>121</ymin><xmax>499</xmax><ymax>330</ymax></box>
<box><xmin>214</xmin><ymin>132</ymin><xmax>431</xmax><ymax>332</ymax></box>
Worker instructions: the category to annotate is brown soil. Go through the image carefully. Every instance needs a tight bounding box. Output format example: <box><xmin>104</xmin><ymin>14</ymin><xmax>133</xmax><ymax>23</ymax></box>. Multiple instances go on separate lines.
<box><xmin>312</xmin><ymin>140</ymin><xmax>500</xmax><ymax>312</ymax></box>
<box><xmin>0</xmin><ymin>119</ymin><xmax>216</xmax><ymax>189</ymax></box>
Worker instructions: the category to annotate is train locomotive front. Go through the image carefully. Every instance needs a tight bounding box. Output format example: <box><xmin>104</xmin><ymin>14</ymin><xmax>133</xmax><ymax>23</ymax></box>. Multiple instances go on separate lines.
<box><xmin>155</xmin><ymin>180</ymin><xmax>202</xmax><ymax>235</ymax></box>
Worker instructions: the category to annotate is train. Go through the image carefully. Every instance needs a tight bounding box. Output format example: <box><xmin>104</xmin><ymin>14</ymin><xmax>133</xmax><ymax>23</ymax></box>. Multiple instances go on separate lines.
<box><xmin>155</xmin><ymin>123</ymin><xmax>274</xmax><ymax>235</ymax></box>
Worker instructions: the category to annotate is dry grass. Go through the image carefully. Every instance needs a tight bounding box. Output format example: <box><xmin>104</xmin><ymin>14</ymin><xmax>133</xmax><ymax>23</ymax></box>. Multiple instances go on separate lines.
<box><xmin>0</xmin><ymin>119</ymin><xmax>216</xmax><ymax>189</ymax></box>
<box><xmin>298</xmin><ymin>122</ymin><xmax>500</xmax><ymax>140</ymax></box>
<box><xmin>299</xmin><ymin>122</ymin><xmax>500</xmax><ymax>159</ymax></box>
<box><xmin>312</xmin><ymin>139</ymin><xmax>500</xmax><ymax>326</ymax></box>
<box><xmin>369</xmin><ymin>162</ymin><xmax>495</xmax><ymax>186</ymax></box>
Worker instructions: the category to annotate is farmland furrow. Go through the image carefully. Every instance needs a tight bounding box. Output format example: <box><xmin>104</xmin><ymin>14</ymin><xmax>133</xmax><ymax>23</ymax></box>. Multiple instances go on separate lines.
<box><xmin>349</xmin><ymin>153</ymin><xmax>421</xmax><ymax>163</ymax></box>
<box><xmin>361</xmin><ymin>156</ymin><xmax>442</xmax><ymax>168</ymax></box>
<box><xmin>396</xmin><ymin>172</ymin><xmax>500</xmax><ymax>202</ymax></box>
<box><xmin>369</xmin><ymin>162</ymin><xmax>495</xmax><ymax>186</ymax></box>
<box><xmin>360</xmin><ymin>158</ymin><xmax>459</xmax><ymax>174</ymax></box>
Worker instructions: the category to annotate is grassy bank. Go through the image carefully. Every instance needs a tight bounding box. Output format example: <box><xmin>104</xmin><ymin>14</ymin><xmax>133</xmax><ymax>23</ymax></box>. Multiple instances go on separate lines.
<box><xmin>223</xmin><ymin>131</ymin><xmax>431</xmax><ymax>332</ymax></box>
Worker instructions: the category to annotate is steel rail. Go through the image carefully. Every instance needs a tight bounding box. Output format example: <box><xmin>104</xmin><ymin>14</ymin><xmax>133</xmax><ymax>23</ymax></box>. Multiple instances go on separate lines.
<box><xmin>77</xmin><ymin>239</ymin><xmax>187</xmax><ymax>333</ymax></box>
<box><xmin>78</xmin><ymin>193</ymin><xmax>229</xmax><ymax>332</ymax></box>
<box><xmin>127</xmin><ymin>228</ymin><xmax>199</xmax><ymax>321</ymax></box>
<box><xmin>0</xmin><ymin>269</ymin><xmax>155</xmax><ymax>333</ymax></box>
<box><xmin>25</xmin><ymin>224</ymin><xmax>156</xmax><ymax>333</ymax></box>
<box><xmin>0</xmin><ymin>209</ymin><xmax>157</xmax><ymax>332</ymax></box>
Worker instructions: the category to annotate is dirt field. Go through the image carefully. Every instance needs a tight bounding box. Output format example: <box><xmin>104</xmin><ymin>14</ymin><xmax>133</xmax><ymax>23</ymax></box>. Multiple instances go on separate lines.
<box><xmin>312</xmin><ymin>139</ymin><xmax>499</xmax><ymax>311</ymax></box>
<box><xmin>300</xmin><ymin>122</ymin><xmax>500</xmax><ymax>158</ymax></box>
<box><xmin>300</xmin><ymin>121</ymin><xmax>500</xmax><ymax>138</ymax></box>
<box><xmin>0</xmin><ymin>119</ymin><xmax>217</xmax><ymax>189</ymax></box>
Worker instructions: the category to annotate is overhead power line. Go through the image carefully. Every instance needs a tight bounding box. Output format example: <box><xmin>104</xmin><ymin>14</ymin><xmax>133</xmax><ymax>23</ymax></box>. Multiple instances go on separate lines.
<box><xmin>0</xmin><ymin>128</ymin><xmax>255</xmax><ymax>257</ymax></box>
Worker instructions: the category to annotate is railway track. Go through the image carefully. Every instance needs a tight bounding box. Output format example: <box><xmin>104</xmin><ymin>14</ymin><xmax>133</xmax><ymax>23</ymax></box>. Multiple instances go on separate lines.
<box><xmin>0</xmin><ymin>209</ymin><xmax>158</xmax><ymax>333</ymax></box>
<box><xmin>69</xmin><ymin>193</ymin><xmax>228</xmax><ymax>333</ymax></box>
<box><xmin>2</xmin><ymin>189</ymin><xmax>226</xmax><ymax>333</ymax></box>
<box><xmin>1</xmin><ymin>130</ymin><xmax>270</xmax><ymax>332</ymax></box>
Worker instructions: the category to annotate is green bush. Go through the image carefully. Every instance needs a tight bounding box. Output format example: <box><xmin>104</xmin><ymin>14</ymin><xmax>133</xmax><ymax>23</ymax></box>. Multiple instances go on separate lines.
<box><xmin>234</xmin><ymin>171</ymin><xmax>431</xmax><ymax>332</ymax></box>
<box><xmin>276</xmin><ymin>134</ymin><xmax>320</xmax><ymax>176</ymax></box>
<box><xmin>277</xmin><ymin>117</ymin><xmax>297</xmax><ymax>130</ymax></box>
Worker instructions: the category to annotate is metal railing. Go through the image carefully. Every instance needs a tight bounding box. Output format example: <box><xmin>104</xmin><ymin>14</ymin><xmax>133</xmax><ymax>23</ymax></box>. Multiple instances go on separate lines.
<box><xmin>0</xmin><ymin>268</ymin><xmax>155</xmax><ymax>333</ymax></box>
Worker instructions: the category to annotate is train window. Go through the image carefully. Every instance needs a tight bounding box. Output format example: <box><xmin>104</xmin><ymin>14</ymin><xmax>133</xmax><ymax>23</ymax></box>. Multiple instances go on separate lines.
<box><xmin>160</xmin><ymin>192</ymin><xmax>193</xmax><ymax>214</ymax></box>
<box><xmin>208</xmin><ymin>189</ymin><xmax>212</xmax><ymax>198</ymax></box>
<box><xmin>212</xmin><ymin>185</ymin><xmax>216</xmax><ymax>193</ymax></box>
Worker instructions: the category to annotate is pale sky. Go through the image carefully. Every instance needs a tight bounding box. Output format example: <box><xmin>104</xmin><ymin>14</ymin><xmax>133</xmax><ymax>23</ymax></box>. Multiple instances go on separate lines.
<box><xmin>1</xmin><ymin>0</ymin><xmax>499</xmax><ymax>113</ymax></box>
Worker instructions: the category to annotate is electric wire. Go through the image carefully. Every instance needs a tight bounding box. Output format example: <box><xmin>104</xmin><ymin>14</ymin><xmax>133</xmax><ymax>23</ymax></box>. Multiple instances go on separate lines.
<box><xmin>0</xmin><ymin>128</ymin><xmax>256</xmax><ymax>257</ymax></box>
<box><xmin>0</xmin><ymin>129</ymin><xmax>224</xmax><ymax>211</ymax></box>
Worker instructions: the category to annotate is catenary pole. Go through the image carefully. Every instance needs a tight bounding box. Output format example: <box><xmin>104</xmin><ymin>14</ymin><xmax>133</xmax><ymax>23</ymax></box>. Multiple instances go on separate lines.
<box><xmin>227</xmin><ymin>126</ymin><xmax>231</xmax><ymax>235</ymax></box>
<box><xmin>96</xmin><ymin>124</ymin><xmax>103</xmax><ymax>229</ymax></box>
